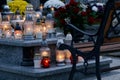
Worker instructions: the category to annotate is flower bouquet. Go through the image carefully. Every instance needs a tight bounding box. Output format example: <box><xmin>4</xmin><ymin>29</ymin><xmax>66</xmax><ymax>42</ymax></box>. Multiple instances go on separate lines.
<box><xmin>54</xmin><ymin>0</ymin><xmax>104</xmax><ymax>31</ymax></box>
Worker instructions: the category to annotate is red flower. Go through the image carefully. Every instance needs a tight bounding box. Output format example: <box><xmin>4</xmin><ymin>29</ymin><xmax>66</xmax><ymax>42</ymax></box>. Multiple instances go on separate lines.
<box><xmin>69</xmin><ymin>0</ymin><xmax>75</xmax><ymax>3</ymax></box>
<box><xmin>54</xmin><ymin>11</ymin><xmax>60</xmax><ymax>18</ymax></box>
<box><xmin>60</xmin><ymin>19</ymin><xmax>66</xmax><ymax>25</ymax></box>
<box><xmin>73</xmin><ymin>7</ymin><xmax>79</xmax><ymax>14</ymax></box>
<box><xmin>58</xmin><ymin>7</ymin><xmax>66</xmax><ymax>13</ymax></box>
<box><xmin>69</xmin><ymin>0</ymin><xmax>78</xmax><ymax>6</ymax></box>
<box><xmin>65</xmin><ymin>4</ymin><xmax>70</xmax><ymax>9</ymax></box>
<box><xmin>81</xmin><ymin>11</ymin><xmax>87</xmax><ymax>16</ymax></box>
<box><xmin>88</xmin><ymin>17</ymin><xmax>95</xmax><ymax>24</ymax></box>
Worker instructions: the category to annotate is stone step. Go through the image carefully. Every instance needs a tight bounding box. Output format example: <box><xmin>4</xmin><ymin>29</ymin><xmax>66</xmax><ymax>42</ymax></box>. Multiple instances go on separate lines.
<box><xmin>0</xmin><ymin>57</ymin><xmax>112</xmax><ymax>80</ymax></box>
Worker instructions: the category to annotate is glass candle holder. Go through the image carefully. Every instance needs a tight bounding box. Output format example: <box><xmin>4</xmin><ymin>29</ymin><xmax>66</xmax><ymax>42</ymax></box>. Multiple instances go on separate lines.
<box><xmin>64</xmin><ymin>50</ymin><xmax>71</xmax><ymax>64</ymax></box>
<box><xmin>41</xmin><ymin>57</ymin><xmax>50</xmax><ymax>68</ymax></box>
<box><xmin>23</xmin><ymin>21</ymin><xmax>34</xmax><ymax>35</ymax></box>
<box><xmin>14</xmin><ymin>23</ymin><xmax>22</xmax><ymax>39</ymax></box>
<box><xmin>14</xmin><ymin>30</ymin><xmax>22</xmax><ymax>39</ymax></box>
<box><xmin>41</xmin><ymin>22</ymin><xmax>47</xmax><ymax>37</ymax></box>
<box><xmin>40</xmin><ymin>47</ymin><xmax>51</xmax><ymax>58</ymax></box>
<box><xmin>56</xmin><ymin>50</ymin><xmax>65</xmax><ymax>66</ymax></box>
<box><xmin>78</xmin><ymin>56</ymin><xmax>84</xmax><ymax>63</ymax></box>
<box><xmin>39</xmin><ymin>4</ymin><xmax>43</xmax><ymax>12</ymax></box>
<box><xmin>34</xmin><ymin>24</ymin><xmax>42</xmax><ymax>39</ymax></box>
<box><xmin>40</xmin><ymin>39</ymin><xmax>51</xmax><ymax>58</ymax></box>
<box><xmin>1</xmin><ymin>22</ymin><xmax>11</xmax><ymax>31</ymax></box>
<box><xmin>34</xmin><ymin>54</ymin><xmax>41</xmax><ymax>68</ymax></box>
<box><xmin>4</xmin><ymin>30</ymin><xmax>12</xmax><ymax>38</ymax></box>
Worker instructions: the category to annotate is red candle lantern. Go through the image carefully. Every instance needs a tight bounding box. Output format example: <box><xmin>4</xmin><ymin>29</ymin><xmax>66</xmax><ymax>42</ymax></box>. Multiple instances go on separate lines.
<box><xmin>41</xmin><ymin>57</ymin><xmax>50</xmax><ymax>68</ymax></box>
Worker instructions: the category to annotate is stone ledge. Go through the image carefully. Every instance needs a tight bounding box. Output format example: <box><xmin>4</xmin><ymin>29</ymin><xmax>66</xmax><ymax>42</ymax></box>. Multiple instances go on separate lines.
<box><xmin>0</xmin><ymin>38</ymin><xmax>58</xmax><ymax>47</ymax></box>
<box><xmin>0</xmin><ymin>57</ymin><xmax>112</xmax><ymax>80</ymax></box>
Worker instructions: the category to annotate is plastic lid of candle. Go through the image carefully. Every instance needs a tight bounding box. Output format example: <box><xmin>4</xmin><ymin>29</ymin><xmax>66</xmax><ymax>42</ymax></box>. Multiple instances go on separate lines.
<box><xmin>15</xmin><ymin>23</ymin><xmax>21</xmax><ymax>30</ymax></box>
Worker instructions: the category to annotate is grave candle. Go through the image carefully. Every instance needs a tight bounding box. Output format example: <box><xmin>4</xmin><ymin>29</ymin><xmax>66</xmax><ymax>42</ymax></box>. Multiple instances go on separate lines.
<box><xmin>23</xmin><ymin>22</ymin><xmax>33</xmax><ymax>35</ymax></box>
<box><xmin>4</xmin><ymin>30</ymin><xmax>12</xmax><ymax>38</ymax></box>
<box><xmin>64</xmin><ymin>50</ymin><xmax>71</xmax><ymax>64</ymax></box>
<box><xmin>41</xmin><ymin>57</ymin><xmax>50</xmax><ymax>68</ymax></box>
<box><xmin>14</xmin><ymin>23</ymin><xmax>22</xmax><ymax>39</ymax></box>
<box><xmin>56</xmin><ymin>50</ymin><xmax>65</xmax><ymax>66</ymax></box>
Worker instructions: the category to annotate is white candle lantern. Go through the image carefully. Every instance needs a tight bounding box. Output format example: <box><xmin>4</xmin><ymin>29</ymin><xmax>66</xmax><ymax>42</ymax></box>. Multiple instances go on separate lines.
<box><xmin>35</xmin><ymin>12</ymin><xmax>42</xmax><ymax>19</ymax></box>
<box><xmin>4</xmin><ymin>30</ymin><xmax>12</xmax><ymax>38</ymax></box>
<box><xmin>14</xmin><ymin>23</ymin><xmax>22</xmax><ymax>39</ymax></box>
<box><xmin>40</xmin><ymin>39</ymin><xmax>51</xmax><ymax>58</ymax></box>
<box><xmin>64</xmin><ymin>50</ymin><xmax>71</xmax><ymax>64</ymax></box>
<box><xmin>14</xmin><ymin>9</ymin><xmax>22</xmax><ymax>20</ymax></box>
<box><xmin>39</xmin><ymin>4</ymin><xmax>43</xmax><ymax>12</ymax></box>
<box><xmin>78</xmin><ymin>56</ymin><xmax>84</xmax><ymax>63</ymax></box>
<box><xmin>1</xmin><ymin>5</ymin><xmax>14</xmax><ymax>21</ymax></box>
<box><xmin>1</xmin><ymin>22</ymin><xmax>11</xmax><ymax>31</ymax></box>
<box><xmin>25</xmin><ymin>4</ymin><xmax>35</xmax><ymax>21</ymax></box>
<box><xmin>1</xmin><ymin>22</ymin><xmax>12</xmax><ymax>38</ymax></box>
<box><xmin>45</xmin><ymin>13</ymin><xmax>54</xmax><ymax>31</ymax></box>
<box><xmin>34</xmin><ymin>54</ymin><xmax>41</xmax><ymax>68</ymax></box>
<box><xmin>65</xmin><ymin>33</ymin><xmax>72</xmax><ymax>45</ymax></box>
<box><xmin>34</xmin><ymin>20</ymin><xmax>42</xmax><ymax>39</ymax></box>
<box><xmin>41</xmin><ymin>22</ymin><xmax>47</xmax><ymax>37</ymax></box>
<box><xmin>56</xmin><ymin>50</ymin><xmax>65</xmax><ymax>66</ymax></box>
<box><xmin>51</xmin><ymin>6</ymin><xmax>54</xmax><ymax>15</ymax></box>
<box><xmin>23</xmin><ymin>21</ymin><xmax>34</xmax><ymax>35</ymax></box>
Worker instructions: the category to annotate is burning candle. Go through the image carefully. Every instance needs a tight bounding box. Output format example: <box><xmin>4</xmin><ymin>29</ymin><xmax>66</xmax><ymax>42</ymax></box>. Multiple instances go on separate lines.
<box><xmin>34</xmin><ymin>25</ymin><xmax>42</xmax><ymax>39</ymax></box>
<box><xmin>14</xmin><ymin>30</ymin><xmax>22</xmax><ymax>39</ymax></box>
<box><xmin>24</xmin><ymin>23</ymin><xmax>33</xmax><ymax>35</ymax></box>
<box><xmin>41</xmin><ymin>51</ymin><xmax>50</xmax><ymax>57</ymax></box>
<box><xmin>26</xmin><ymin>26</ymin><xmax>32</xmax><ymax>35</ymax></box>
<box><xmin>2</xmin><ymin>22</ymin><xmax>11</xmax><ymax>31</ymax></box>
<box><xmin>56</xmin><ymin>50</ymin><xmax>65</xmax><ymax>66</ymax></box>
<box><xmin>78</xmin><ymin>56</ymin><xmax>84</xmax><ymax>62</ymax></box>
<box><xmin>41</xmin><ymin>57</ymin><xmax>50</xmax><ymax>68</ymax></box>
<box><xmin>42</xmin><ymin>25</ymin><xmax>47</xmax><ymax>34</ymax></box>
<box><xmin>51</xmin><ymin>6</ymin><xmax>54</xmax><ymax>15</ymax></box>
<box><xmin>40</xmin><ymin>4</ymin><xmax>43</xmax><ymax>12</ymax></box>
<box><xmin>4</xmin><ymin>30</ymin><xmax>12</xmax><ymax>38</ymax></box>
<box><xmin>64</xmin><ymin>50</ymin><xmax>71</xmax><ymax>64</ymax></box>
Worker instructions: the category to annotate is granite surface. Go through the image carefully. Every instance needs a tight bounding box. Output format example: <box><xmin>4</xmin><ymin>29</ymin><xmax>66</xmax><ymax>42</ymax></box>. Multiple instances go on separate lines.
<box><xmin>0</xmin><ymin>57</ymin><xmax>112</xmax><ymax>80</ymax></box>
<box><xmin>0</xmin><ymin>38</ymin><xmax>58</xmax><ymax>47</ymax></box>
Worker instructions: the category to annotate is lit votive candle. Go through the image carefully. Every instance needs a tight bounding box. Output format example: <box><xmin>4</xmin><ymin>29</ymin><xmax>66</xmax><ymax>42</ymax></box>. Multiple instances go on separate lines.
<box><xmin>42</xmin><ymin>26</ymin><xmax>47</xmax><ymax>35</ymax></box>
<box><xmin>26</xmin><ymin>27</ymin><xmax>33</xmax><ymax>35</ymax></box>
<box><xmin>41</xmin><ymin>50</ymin><xmax>50</xmax><ymax>58</ymax></box>
<box><xmin>4</xmin><ymin>30</ymin><xmax>12</xmax><ymax>38</ymax></box>
<box><xmin>14</xmin><ymin>30</ymin><xmax>22</xmax><ymax>39</ymax></box>
<box><xmin>34</xmin><ymin>25</ymin><xmax>42</xmax><ymax>39</ymax></box>
<box><xmin>56</xmin><ymin>50</ymin><xmax>65</xmax><ymax>66</ymax></box>
<box><xmin>40</xmin><ymin>4</ymin><xmax>43</xmax><ymax>12</ymax></box>
<box><xmin>64</xmin><ymin>50</ymin><xmax>71</xmax><ymax>64</ymax></box>
<box><xmin>51</xmin><ymin>7</ymin><xmax>54</xmax><ymax>14</ymax></box>
<box><xmin>78</xmin><ymin>56</ymin><xmax>84</xmax><ymax>62</ymax></box>
<box><xmin>23</xmin><ymin>21</ymin><xmax>34</xmax><ymax>36</ymax></box>
<box><xmin>41</xmin><ymin>57</ymin><xmax>50</xmax><ymax>68</ymax></box>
